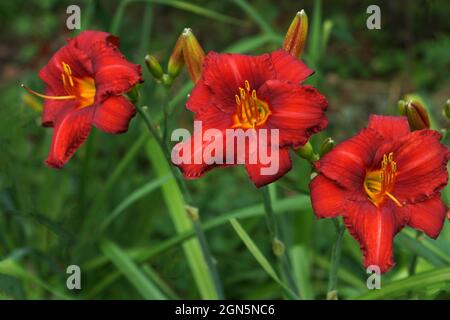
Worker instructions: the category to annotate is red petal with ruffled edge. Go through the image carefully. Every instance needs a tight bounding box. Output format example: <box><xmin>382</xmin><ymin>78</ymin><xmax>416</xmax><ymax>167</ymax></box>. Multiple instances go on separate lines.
<box><xmin>259</xmin><ymin>80</ymin><xmax>328</xmax><ymax>148</ymax></box>
<box><xmin>316</xmin><ymin>128</ymin><xmax>382</xmax><ymax>192</ymax></box>
<box><xmin>245</xmin><ymin>147</ymin><xmax>292</xmax><ymax>188</ymax></box>
<box><xmin>407</xmin><ymin>195</ymin><xmax>446</xmax><ymax>239</ymax></box>
<box><xmin>388</xmin><ymin>130</ymin><xmax>449</xmax><ymax>204</ymax></box>
<box><xmin>41</xmin><ymin>91</ymin><xmax>78</xmax><ymax>128</ymax></box>
<box><xmin>173</xmin><ymin>107</ymin><xmax>235</xmax><ymax>179</ymax></box>
<box><xmin>310</xmin><ymin>174</ymin><xmax>346</xmax><ymax>218</ymax></box>
<box><xmin>270</xmin><ymin>49</ymin><xmax>313</xmax><ymax>84</ymax></box>
<box><xmin>186</xmin><ymin>80</ymin><xmax>214</xmax><ymax>114</ymax></box>
<box><xmin>45</xmin><ymin>107</ymin><xmax>94</xmax><ymax>168</ymax></box>
<box><xmin>201</xmin><ymin>51</ymin><xmax>275</xmax><ymax>113</ymax></box>
<box><xmin>344</xmin><ymin>200</ymin><xmax>406</xmax><ymax>273</ymax></box>
<box><xmin>367</xmin><ymin>115</ymin><xmax>410</xmax><ymax>141</ymax></box>
<box><xmin>93</xmin><ymin>96</ymin><xmax>136</xmax><ymax>134</ymax></box>
<box><xmin>71</xmin><ymin>30</ymin><xmax>117</xmax><ymax>52</ymax></box>
<box><xmin>89</xmin><ymin>41</ymin><xmax>143</xmax><ymax>101</ymax></box>
<box><xmin>39</xmin><ymin>43</ymin><xmax>93</xmax><ymax>94</ymax></box>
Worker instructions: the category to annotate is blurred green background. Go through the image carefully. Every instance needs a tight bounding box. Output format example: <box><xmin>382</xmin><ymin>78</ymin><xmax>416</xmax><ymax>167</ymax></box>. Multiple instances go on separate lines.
<box><xmin>0</xmin><ymin>0</ymin><xmax>449</xmax><ymax>300</ymax></box>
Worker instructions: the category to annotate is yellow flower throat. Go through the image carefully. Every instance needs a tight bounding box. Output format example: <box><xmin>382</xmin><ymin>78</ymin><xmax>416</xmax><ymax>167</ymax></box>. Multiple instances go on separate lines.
<box><xmin>232</xmin><ymin>80</ymin><xmax>271</xmax><ymax>129</ymax></box>
<box><xmin>22</xmin><ymin>62</ymin><xmax>95</xmax><ymax>109</ymax></box>
<box><xmin>364</xmin><ymin>152</ymin><xmax>402</xmax><ymax>207</ymax></box>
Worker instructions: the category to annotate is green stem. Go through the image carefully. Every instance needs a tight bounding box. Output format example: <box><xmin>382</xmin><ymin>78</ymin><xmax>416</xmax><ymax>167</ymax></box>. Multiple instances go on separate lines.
<box><xmin>134</xmin><ymin>104</ymin><xmax>190</xmax><ymax>201</ymax></box>
<box><xmin>135</xmin><ymin>103</ymin><xmax>224</xmax><ymax>299</ymax></box>
<box><xmin>260</xmin><ymin>185</ymin><xmax>299</xmax><ymax>298</ymax></box>
<box><xmin>408</xmin><ymin>231</ymin><xmax>422</xmax><ymax>276</ymax></box>
<box><xmin>192</xmin><ymin>218</ymin><xmax>224</xmax><ymax>299</ymax></box>
<box><xmin>326</xmin><ymin>219</ymin><xmax>345</xmax><ymax>299</ymax></box>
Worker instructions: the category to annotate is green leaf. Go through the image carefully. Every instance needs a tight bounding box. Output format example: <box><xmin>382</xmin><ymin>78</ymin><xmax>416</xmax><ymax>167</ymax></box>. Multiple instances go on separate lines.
<box><xmin>289</xmin><ymin>245</ymin><xmax>314</xmax><ymax>299</ymax></box>
<box><xmin>224</xmin><ymin>34</ymin><xmax>282</xmax><ymax>53</ymax></box>
<box><xmin>0</xmin><ymin>259</ymin><xmax>70</xmax><ymax>299</ymax></box>
<box><xmin>85</xmin><ymin>194</ymin><xmax>310</xmax><ymax>271</ymax></box>
<box><xmin>100</xmin><ymin>174</ymin><xmax>171</xmax><ymax>232</ymax></box>
<box><xmin>231</xmin><ymin>0</ymin><xmax>275</xmax><ymax>36</ymax></box>
<box><xmin>110</xmin><ymin>0</ymin><xmax>243</xmax><ymax>34</ymax></box>
<box><xmin>146</xmin><ymin>137</ymin><xmax>218</xmax><ymax>299</ymax></box>
<box><xmin>229</xmin><ymin>218</ymin><xmax>298</xmax><ymax>299</ymax></box>
<box><xmin>100</xmin><ymin>240</ymin><xmax>167</xmax><ymax>300</ymax></box>
<box><xmin>356</xmin><ymin>266</ymin><xmax>450</xmax><ymax>299</ymax></box>
<box><xmin>396</xmin><ymin>232</ymin><xmax>447</xmax><ymax>267</ymax></box>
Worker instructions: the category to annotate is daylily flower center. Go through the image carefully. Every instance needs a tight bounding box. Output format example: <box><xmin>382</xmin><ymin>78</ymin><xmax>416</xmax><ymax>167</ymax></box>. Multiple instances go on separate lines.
<box><xmin>364</xmin><ymin>152</ymin><xmax>402</xmax><ymax>207</ymax></box>
<box><xmin>21</xmin><ymin>61</ymin><xmax>96</xmax><ymax>109</ymax></box>
<box><xmin>232</xmin><ymin>80</ymin><xmax>271</xmax><ymax>129</ymax></box>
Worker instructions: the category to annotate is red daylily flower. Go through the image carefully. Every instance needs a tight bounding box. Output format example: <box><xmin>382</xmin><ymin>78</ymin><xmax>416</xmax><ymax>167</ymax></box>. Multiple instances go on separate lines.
<box><xmin>310</xmin><ymin>115</ymin><xmax>450</xmax><ymax>273</ymax></box>
<box><xmin>23</xmin><ymin>30</ymin><xmax>143</xmax><ymax>168</ymax></box>
<box><xmin>174</xmin><ymin>49</ymin><xmax>328</xmax><ymax>187</ymax></box>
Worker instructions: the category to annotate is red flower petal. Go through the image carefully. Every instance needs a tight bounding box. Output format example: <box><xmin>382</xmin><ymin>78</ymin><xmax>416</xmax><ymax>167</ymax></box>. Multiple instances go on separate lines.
<box><xmin>89</xmin><ymin>42</ymin><xmax>143</xmax><ymax>101</ymax></box>
<box><xmin>72</xmin><ymin>31</ymin><xmax>118</xmax><ymax>53</ymax></box>
<box><xmin>186</xmin><ymin>80</ymin><xmax>214</xmax><ymax>114</ymax></box>
<box><xmin>259</xmin><ymin>80</ymin><xmax>328</xmax><ymax>148</ymax></box>
<box><xmin>93</xmin><ymin>96</ymin><xmax>136</xmax><ymax>134</ymax></box>
<box><xmin>407</xmin><ymin>195</ymin><xmax>447</xmax><ymax>239</ymax></box>
<box><xmin>316</xmin><ymin>128</ymin><xmax>382</xmax><ymax>192</ymax></box>
<box><xmin>310</xmin><ymin>174</ymin><xmax>346</xmax><ymax>218</ymax></box>
<box><xmin>245</xmin><ymin>147</ymin><xmax>292</xmax><ymax>188</ymax></box>
<box><xmin>38</xmin><ymin>44</ymin><xmax>93</xmax><ymax>95</ymax></box>
<box><xmin>174</xmin><ymin>108</ymin><xmax>234</xmax><ymax>179</ymax></box>
<box><xmin>45</xmin><ymin>107</ymin><xmax>94</xmax><ymax>168</ymax></box>
<box><xmin>367</xmin><ymin>115</ymin><xmax>410</xmax><ymax>141</ymax></box>
<box><xmin>173</xmin><ymin>127</ymin><xmax>231</xmax><ymax>179</ymax></box>
<box><xmin>391</xmin><ymin>130</ymin><xmax>449</xmax><ymax>203</ymax></box>
<box><xmin>344</xmin><ymin>201</ymin><xmax>405</xmax><ymax>273</ymax></box>
<box><xmin>270</xmin><ymin>49</ymin><xmax>313</xmax><ymax>84</ymax></box>
<box><xmin>201</xmin><ymin>51</ymin><xmax>275</xmax><ymax>113</ymax></box>
<box><xmin>41</xmin><ymin>89</ymin><xmax>78</xmax><ymax>127</ymax></box>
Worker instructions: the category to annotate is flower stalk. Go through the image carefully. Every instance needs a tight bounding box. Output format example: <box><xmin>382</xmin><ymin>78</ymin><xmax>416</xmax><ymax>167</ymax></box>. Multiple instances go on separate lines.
<box><xmin>326</xmin><ymin>220</ymin><xmax>345</xmax><ymax>300</ymax></box>
<box><xmin>260</xmin><ymin>185</ymin><xmax>299</xmax><ymax>298</ymax></box>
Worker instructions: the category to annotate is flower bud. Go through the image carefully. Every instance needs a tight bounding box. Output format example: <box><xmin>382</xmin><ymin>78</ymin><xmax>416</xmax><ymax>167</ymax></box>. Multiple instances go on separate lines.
<box><xmin>400</xmin><ymin>100</ymin><xmax>430</xmax><ymax>131</ymax></box>
<box><xmin>185</xmin><ymin>204</ymin><xmax>199</xmax><ymax>221</ymax></box>
<box><xmin>272</xmin><ymin>238</ymin><xmax>285</xmax><ymax>257</ymax></box>
<box><xmin>397</xmin><ymin>100</ymin><xmax>407</xmax><ymax>115</ymax></box>
<box><xmin>145</xmin><ymin>54</ymin><xmax>164</xmax><ymax>80</ymax></box>
<box><xmin>319</xmin><ymin>137</ymin><xmax>335</xmax><ymax>156</ymax></box>
<box><xmin>444</xmin><ymin>99</ymin><xmax>450</xmax><ymax>120</ymax></box>
<box><xmin>296</xmin><ymin>141</ymin><xmax>319</xmax><ymax>163</ymax></box>
<box><xmin>282</xmin><ymin>10</ymin><xmax>308</xmax><ymax>58</ymax></box>
<box><xmin>167</xmin><ymin>33</ymin><xmax>185</xmax><ymax>80</ymax></box>
<box><xmin>182</xmin><ymin>28</ymin><xmax>205</xmax><ymax>83</ymax></box>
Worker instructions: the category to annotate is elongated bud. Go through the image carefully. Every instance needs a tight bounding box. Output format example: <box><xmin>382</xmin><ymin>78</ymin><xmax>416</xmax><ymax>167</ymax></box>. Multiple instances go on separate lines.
<box><xmin>168</xmin><ymin>33</ymin><xmax>185</xmax><ymax>80</ymax></box>
<box><xmin>145</xmin><ymin>55</ymin><xmax>164</xmax><ymax>80</ymax></box>
<box><xmin>400</xmin><ymin>100</ymin><xmax>430</xmax><ymax>130</ymax></box>
<box><xmin>272</xmin><ymin>238</ymin><xmax>285</xmax><ymax>257</ymax></box>
<box><xmin>182</xmin><ymin>28</ymin><xmax>205</xmax><ymax>83</ymax></box>
<box><xmin>444</xmin><ymin>99</ymin><xmax>450</xmax><ymax>120</ymax></box>
<box><xmin>282</xmin><ymin>10</ymin><xmax>308</xmax><ymax>58</ymax></box>
<box><xmin>185</xmin><ymin>205</ymin><xmax>199</xmax><ymax>221</ymax></box>
<box><xmin>296</xmin><ymin>141</ymin><xmax>319</xmax><ymax>163</ymax></box>
<box><xmin>397</xmin><ymin>100</ymin><xmax>407</xmax><ymax>115</ymax></box>
<box><xmin>319</xmin><ymin>137</ymin><xmax>335</xmax><ymax>156</ymax></box>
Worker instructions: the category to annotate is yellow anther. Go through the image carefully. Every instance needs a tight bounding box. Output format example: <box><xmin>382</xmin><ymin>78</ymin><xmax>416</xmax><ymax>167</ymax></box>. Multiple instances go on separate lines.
<box><xmin>244</xmin><ymin>80</ymin><xmax>250</xmax><ymax>91</ymax></box>
<box><xmin>364</xmin><ymin>152</ymin><xmax>402</xmax><ymax>207</ymax></box>
<box><xmin>232</xmin><ymin>80</ymin><xmax>271</xmax><ymax>129</ymax></box>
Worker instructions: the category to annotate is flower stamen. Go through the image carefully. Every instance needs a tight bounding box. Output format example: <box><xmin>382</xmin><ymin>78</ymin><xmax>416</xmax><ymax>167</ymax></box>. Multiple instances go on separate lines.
<box><xmin>364</xmin><ymin>152</ymin><xmax>402</xmax><ymax>207</ymax></box>
<box><xmin>232</xmin><ymin>80</ymin><xmax>271</xmax><ymax>129</ymax></box>
<box><xmin>21</xmin><ymin>62</ymin><xmax>96</xmax><ymax>109</ymax></box>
